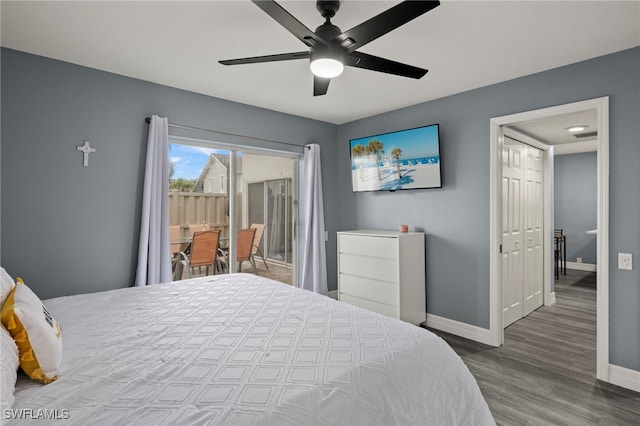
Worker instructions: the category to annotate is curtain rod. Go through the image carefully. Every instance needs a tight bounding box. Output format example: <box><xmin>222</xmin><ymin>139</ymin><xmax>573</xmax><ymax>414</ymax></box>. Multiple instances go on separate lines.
<box><xmin>144</xmin><ymin>117</ymin><xmax>309</xmax><ymax>150</ymax></box>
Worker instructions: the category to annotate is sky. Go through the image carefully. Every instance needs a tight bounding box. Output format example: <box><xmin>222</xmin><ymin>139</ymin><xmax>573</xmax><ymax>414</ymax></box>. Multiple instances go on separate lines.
<box><xmin>349</xmin><ymin>124</ymin><xmax>440</xmax><ymax>159</ymax></box>
<box><xmin>169</xmin><ymin>144</ymin><xmax>221</xmax><ymax>180</ymax></box>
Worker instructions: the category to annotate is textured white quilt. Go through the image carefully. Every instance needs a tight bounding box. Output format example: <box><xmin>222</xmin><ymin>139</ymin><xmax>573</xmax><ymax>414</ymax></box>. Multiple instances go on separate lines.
<box><xmin>10</xmin><ymin>274</ymin><xmax>494</xmax><ymax>425</ymax></box>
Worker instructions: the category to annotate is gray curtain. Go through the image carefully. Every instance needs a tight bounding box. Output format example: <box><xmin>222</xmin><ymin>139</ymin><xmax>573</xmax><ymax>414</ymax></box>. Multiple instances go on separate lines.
<box><xmin>300</xmin><ymin>144</ymin><xmax>327</xmax><ymax>294</ymax></box>
<box><xmin>135</xmin><ymin>115</ymin><xmax>172</xmax><ymax>285</ymax></box>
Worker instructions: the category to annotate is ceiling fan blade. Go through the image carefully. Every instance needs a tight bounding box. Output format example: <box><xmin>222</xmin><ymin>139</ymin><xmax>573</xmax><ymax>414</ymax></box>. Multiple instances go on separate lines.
<box><xmin>219</xmin><ymin>51</ymin><xmax>310</xmax><ymax>65</ymax></box>
<box><xmin>346</xmin><ymin>52</ymin><xmax>427</xmax><ymax>79</ymax></box>
<box><xmin>333</xmin><ymin>1</ymin><xmax>440</xmax><ymax>53</ymax></box>
<box><xmin>252</xmin><ymin>0</ymin><xmax>327</xmax><ymax>48</ymax></box>
<box><xmin>313</xmin><ymin>76</ymin><xmax>331</xmax><ymax>96</ymax></box>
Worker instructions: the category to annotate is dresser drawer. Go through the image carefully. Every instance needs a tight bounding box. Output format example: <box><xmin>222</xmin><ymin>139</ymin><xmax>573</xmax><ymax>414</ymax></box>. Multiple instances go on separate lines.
<box><xmin>339</xmin><ymin>234</ymin><xmax>398</xmax><ymax>259</ymax></box>
<box><xmin>339</xmin><ymin>294</ymin><xmax>399</xmax><ymax>319</ymax></box>
<box><xmin>339</xmin><ymin>253</ymin><xmax>398</xmax><ymax>283</ymax></box>
<box><xmin>339</xmin><ymin>274</ymin><xmax>398</xmax><ymax>306</ymax></box>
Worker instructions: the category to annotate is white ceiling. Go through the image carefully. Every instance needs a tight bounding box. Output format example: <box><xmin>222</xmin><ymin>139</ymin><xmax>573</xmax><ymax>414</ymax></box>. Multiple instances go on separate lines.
<box><xmin>1</xmin><ymin>1</ymin><xmax>639</xmax><ymax>125</ymax></box>
<box><xmin>509</xmin><ymin>109</ymin><xmax>598</xmax><ymax>154</ymax></box>
<box><xmin>512</xmin><ymin>110</ymin><xmax>598</xmax><ymax>146</ymax></box>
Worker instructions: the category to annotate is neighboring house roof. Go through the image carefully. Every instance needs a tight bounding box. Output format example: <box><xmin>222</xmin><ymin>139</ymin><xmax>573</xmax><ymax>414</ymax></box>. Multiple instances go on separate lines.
<box><xmin>191</xmin><ymin>153</ymin><xmax>243</xmax><ymax>193</ymax></box>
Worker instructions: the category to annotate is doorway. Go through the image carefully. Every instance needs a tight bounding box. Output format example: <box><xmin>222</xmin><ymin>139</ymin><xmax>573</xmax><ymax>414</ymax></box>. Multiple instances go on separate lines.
<box><xmin>489</xmin><ymin>97</ymin><xmax>610</xmax><ymax>382</ymax></box>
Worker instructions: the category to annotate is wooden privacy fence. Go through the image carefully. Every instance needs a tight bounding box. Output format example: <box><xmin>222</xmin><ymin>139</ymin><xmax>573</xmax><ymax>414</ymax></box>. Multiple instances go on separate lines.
<box><xmin>168</xmin><ymin>192</ymin><xmax>241</xmax><ymax>238</ymax></box>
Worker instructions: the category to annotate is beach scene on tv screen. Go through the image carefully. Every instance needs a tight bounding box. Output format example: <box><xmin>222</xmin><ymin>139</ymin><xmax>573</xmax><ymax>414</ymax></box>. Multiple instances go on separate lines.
<box><xmin>350</xmin><ymin>125</ymin><xmax>441</xmax><ymax>192</ymax></box>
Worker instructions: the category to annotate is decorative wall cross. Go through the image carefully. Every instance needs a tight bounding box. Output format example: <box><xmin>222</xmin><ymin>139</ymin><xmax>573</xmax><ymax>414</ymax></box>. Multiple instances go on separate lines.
<box><xmin>76</xmin><ymin>141</ymin><xmax>95</xmax><ymax>167</ymax></box>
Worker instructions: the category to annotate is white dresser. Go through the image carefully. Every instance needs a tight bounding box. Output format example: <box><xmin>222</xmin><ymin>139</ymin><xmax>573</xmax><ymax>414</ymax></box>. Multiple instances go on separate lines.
<box><xmin>337</xmin><ymin>230</ymin><xmax>425</xmax><ymax>325</ymax></box>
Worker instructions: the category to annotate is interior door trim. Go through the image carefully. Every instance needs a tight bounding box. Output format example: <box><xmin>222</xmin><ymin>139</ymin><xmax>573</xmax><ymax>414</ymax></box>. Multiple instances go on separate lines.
<box><xmin>489</xmin><ymin>97</ymin><xmax>609</xmax><ymax>383</ymax></box>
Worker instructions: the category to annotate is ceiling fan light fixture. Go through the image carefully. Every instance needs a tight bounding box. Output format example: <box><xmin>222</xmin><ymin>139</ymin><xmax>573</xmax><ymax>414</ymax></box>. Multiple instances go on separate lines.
<box><xmin>310</xmin><ymin>57</ymin><xmax>344</xmax><ymax>78</ymax></box>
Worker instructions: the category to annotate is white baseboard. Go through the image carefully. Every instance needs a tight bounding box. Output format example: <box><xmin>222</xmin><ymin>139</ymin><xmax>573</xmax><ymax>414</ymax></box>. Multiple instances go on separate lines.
<box><xmin>425</xmin><ymin>313</ymin><xmax>497</xmax><ymax>347</ymax></box>
<box><xmin>327</xmin><ymin>290</ymin><xmax>338</xmax><ymax>300</ymax></box>
<box><xmin>566</xmin><ymin>261</ymin><xmax>597</xmax><ymax>272</ymax></box>
<box><xmin>608</xmin><ymin>364</ymin><xmax>640</xmax><ymax>392</ymax></box>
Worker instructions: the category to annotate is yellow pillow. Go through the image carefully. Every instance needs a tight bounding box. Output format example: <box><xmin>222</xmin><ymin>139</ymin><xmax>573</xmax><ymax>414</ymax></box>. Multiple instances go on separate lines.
<box><xmin>0</xmin><ymin>278</ymin><xmax>62</xmax><ymax>384</ymax></box>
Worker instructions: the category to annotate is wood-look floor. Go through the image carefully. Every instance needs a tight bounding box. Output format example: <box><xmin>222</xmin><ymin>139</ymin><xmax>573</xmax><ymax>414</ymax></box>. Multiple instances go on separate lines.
<box><xmin>427</xmin><ymin>269</ymin><xmax>640</xmax><ymax>426</ymax></box>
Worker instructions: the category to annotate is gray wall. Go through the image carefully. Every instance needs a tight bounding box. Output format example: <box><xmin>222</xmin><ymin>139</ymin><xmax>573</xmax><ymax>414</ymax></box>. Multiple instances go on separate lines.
<box><xmin>2</xmin><ymin>47</ymin><xmax>638</xmax><ymax>372</ymax></box>
<box><xmin>1</xmin><ymin>48</ymin><xmax>338</xmax><ymax>299</ymax></box>
<box><xmin>554</xmin><ymin>152</ymin><xmax>597</xmax><ymax>264</ymax></box>
<box><xmin>337</xmin><ymin>47</ymin><xmax>639</xmax><ymax>371</ymax></box>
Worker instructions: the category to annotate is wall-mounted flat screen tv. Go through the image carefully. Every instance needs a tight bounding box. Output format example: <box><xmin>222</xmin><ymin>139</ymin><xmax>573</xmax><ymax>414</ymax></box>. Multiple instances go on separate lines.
<box><xmin>349</xmin><ymin>123</ymin><xmax>441</xmax><ymax>192</ymax></box>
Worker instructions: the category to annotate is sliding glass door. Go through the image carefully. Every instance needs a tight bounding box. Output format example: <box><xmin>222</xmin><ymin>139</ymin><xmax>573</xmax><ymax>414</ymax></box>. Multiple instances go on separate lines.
<box><xmin>168</xmin><ymin>139</ymin><xmax>297</xmax><ymax>285</ymax></box>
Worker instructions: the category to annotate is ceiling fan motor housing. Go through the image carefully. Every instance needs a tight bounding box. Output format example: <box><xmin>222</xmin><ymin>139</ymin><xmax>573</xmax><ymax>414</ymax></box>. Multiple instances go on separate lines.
<box><xmin>315</xmin><ymin>22</ymin><xmax>342</xmax><ymax>42</ymax></box>
<box><xmin>310</xmin><ymin>46</ymin><xmax>342</xmax><ymax>65</ymax></box>
<box><xmin>312</xmin><ymin>19</ymin><xmax>344</xmax><ymax>62</ymax></box>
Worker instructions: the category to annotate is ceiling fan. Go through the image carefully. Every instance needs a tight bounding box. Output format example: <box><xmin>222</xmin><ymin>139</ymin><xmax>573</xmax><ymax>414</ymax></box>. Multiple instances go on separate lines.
<box><xmin>219</xmin><ymin>0</ymin><xmax>440</xmax><ymax>96</ymax></box>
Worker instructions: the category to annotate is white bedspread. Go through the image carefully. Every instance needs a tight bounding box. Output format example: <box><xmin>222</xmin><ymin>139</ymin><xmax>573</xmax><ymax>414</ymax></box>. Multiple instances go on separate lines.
<box><xmin>10</xmin><ymin>274</ymin><xmax>494</xmax><ymax>425</ymax></box>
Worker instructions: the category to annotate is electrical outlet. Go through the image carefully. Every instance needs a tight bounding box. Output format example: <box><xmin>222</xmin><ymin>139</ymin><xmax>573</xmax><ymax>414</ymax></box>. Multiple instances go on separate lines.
<box><xmin>577</xmin><ymin>257</ymin><xmax>583</xmax><ymax>263</ymax></box>
<box><xmin>618</xmin><ymin>253</ymin><xmax>632</xmax><ymax>270</ymax></box>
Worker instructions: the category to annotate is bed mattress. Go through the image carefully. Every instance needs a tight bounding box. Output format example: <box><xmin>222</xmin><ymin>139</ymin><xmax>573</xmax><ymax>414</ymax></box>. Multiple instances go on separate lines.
<box><xmin>10</xmin><ymin>273</ymin><xmax>494</xmax><ymax>425</ymax></box>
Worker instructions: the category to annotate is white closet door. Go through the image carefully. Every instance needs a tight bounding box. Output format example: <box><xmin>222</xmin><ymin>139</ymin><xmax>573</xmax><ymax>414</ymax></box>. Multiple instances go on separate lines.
<box><xmin>523</xmin><ymin>145</ymin><xmax>544</xmax><ymax>315</ymax></box>
<box><xmin>502</xmin><ymin>137</ymin><xmax>525</xmax><ymax>327</ymax></box>
<box><xmin>502</xmin><ymin>136</ymin><xmax>545</xmax><ymax>328</ymax></box>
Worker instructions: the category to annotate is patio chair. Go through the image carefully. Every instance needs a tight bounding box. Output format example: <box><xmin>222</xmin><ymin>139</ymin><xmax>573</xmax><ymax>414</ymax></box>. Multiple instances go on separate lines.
<box><xmin>218</xmin><ymin>228</ymin><xmax>257</xmax><ymax>273</ymax></box>
<box><xmin>176</xmin><ymin>229</ymin><xmax>223</xmax><ymax>279</ymax></box>
<box><xmin>249</xmin><ymin>223</ymin><xmax>269</xmax><ymax>270</ymax></box>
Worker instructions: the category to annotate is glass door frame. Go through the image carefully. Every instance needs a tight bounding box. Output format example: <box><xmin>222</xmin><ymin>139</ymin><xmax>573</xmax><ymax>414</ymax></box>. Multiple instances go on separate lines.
<box><xmin>248</xmin><ymin>178</ymin><xmax>294</xmax><ymax>266</ymax></box>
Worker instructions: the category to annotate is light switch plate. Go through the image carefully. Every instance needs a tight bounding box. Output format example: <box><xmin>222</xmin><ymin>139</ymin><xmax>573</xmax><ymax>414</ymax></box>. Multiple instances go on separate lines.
<box><xmin>618</xmin><ymin>253</ymin><xmax>632</xmax><ymax>270</ymax></box>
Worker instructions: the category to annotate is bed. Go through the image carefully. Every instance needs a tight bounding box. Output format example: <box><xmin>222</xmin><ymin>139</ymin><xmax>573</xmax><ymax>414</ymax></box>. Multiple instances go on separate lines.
<box><xmin>8</xmin><ymin>273</ymin><xmax>494</xmax><ymax>425</ymax></box>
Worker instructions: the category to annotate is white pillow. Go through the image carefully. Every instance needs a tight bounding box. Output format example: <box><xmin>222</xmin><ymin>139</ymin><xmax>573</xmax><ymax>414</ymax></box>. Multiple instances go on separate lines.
<box><xmin>1</xmin><ymin>267</ymin><xmax>16</xmax><ymax>307</ymax></box>
<box><xmin>1</xmin><ymin>279</ymin><xmax>62</xmax><ymax>384</ymax></box>
<box><xmin>0</xmin><ymin>325</ymin><xmax>19</xmax><ymax>411</ymax></box>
